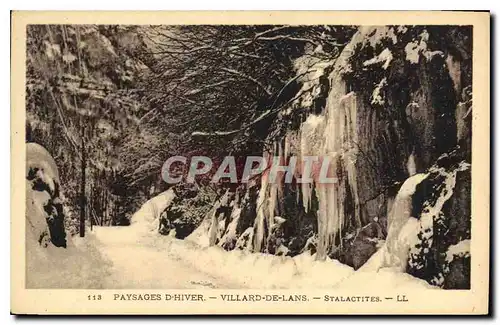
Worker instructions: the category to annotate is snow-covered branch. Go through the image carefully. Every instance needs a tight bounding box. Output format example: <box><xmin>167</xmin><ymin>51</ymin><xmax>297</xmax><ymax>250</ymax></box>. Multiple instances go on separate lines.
<box><xmin>220</xmin><ymin>68</ymin><xmax>272</xmax><ymax>96</ymax></box>
<box><xmin>191</xmin><ymin>109</ymin><xmax>272</xmax><ymax>138</ymax></box>
<box><xmin>183</xmin><ymin>80</ymin><xmax>234</xmax><ymax>97</ymax></box>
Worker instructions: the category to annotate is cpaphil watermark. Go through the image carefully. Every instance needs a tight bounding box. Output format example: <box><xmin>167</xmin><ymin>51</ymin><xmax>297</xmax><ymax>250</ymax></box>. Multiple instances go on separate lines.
<box><xmin>161</xmin><ymin>155</ymin><xmax>338</xmax><ymax>184</ymax></box>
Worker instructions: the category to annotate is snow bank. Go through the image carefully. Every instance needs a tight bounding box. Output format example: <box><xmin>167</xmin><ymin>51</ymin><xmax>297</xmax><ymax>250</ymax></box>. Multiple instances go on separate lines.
<box><xmin>155</xmin><ymin>236</ymin><xmax>354</xmax><ymax>289</ymax></box>
<box><xmin>127</xmin><ymin>190</ymin><xmax>354</xmax><ymax>288</ymax></box>
<box><xmin>186</xmin><ymin>213</ymin><xmax>212</xmax><ymax>247</ymax></box>
<box><xmin>26</xmin><ymin>181</ymin><xmax>52</xmax><ymax>248</ymax></box>
<box><xmin>138</xmin><ymin>231</ymin><xmax>434</xmax><ymax>290</ymax></box>
<box><xmin>129</xmin><ymin>189</ymin><xmax>175</xmax><ymax>233</ymax></box>
<box><xmin>26</xmin><ymin>232</ymin><xmax>112</xmax><ymax>288</ymax></box>
<box><xmin>335</xmin><ymin>266</ymin><xmax>435</xmax><ymax>290</ymax></box>
<box><xmin>25</xmin><ymin>143</ymin><xmax>112</xmax><ymax>288</ymax></box>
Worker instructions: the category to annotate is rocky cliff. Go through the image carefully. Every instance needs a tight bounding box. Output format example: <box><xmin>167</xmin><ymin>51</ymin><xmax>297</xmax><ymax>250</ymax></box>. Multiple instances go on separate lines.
<box><xmin>182</xmin><ymin>26</ymin><xmax>472</xmax><ymax>289</ymax></box>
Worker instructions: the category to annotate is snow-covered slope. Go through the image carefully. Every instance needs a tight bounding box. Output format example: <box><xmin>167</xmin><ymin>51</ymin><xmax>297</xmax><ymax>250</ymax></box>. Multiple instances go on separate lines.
<box><xmin>26</xmin><ymin>231</ymin><xmax>113</xmax><ymax>288</ymax></box>
<box><xmin>26</xmin><ymin>143</ymin><xmax>111</xmax><ymax>288</ymax></box>
<box><xmin>129</xmin><ymin>189</ymin><xmax>176</xmax><ymax>234</ymax></box>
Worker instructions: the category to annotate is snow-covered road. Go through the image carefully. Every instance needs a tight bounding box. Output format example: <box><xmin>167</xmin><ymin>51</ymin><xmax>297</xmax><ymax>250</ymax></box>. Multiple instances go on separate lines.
<box><xmin>91</xmin><ymin>224</ymin><xmax>434</xmax><ymax>290</ymax></box>
<box><xmin>92</xmin><ymin>225</ymin><xmax>237</xmax><ymax>289</ymax></box>
<box><xmin>87</xmin><ymin>189</ymin><xmax>241</xmax><ymax>289</ymax></box>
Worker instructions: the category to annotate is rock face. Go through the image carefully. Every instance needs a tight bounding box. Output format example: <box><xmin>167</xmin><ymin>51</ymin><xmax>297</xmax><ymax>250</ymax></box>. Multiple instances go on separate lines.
<box><xmin>188</xmin><ymin>26</ymin><xmax>472</xmax><ymax>289</ymax></box>
<box><xmin>26</xmin><ymin>143</ymin><xmax>67</xmax><ymax>248</ymax></box>
<box><xmin>406</xmin><ymin>151</ymin><xmax>471</xmax><ymax>288</ymax></box>
<box><xmin>157</xmin><ymin>184</ymin><xmax>212</xmax><ymax>239</ymax></box>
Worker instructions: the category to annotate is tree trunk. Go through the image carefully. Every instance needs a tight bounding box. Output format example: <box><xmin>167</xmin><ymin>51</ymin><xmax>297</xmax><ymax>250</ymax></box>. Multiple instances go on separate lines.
<box><xmin>89</xmin><ymin>178</ymin><xmax>94</xmax><ymax>231</ymax></box>
<box><xmin>103</xmin><ymin>188</ymin><xmax>107</xmax><ymax>226</ymax></box>
<box><xmin>79</xmin><ymin>135</ymin><xmax>86</xmax><ymax>237</ymax></box>
<box><xmin>102</xmin><ymin>170</ymin><xmax>106</xmax><ymax>226</ymax></box>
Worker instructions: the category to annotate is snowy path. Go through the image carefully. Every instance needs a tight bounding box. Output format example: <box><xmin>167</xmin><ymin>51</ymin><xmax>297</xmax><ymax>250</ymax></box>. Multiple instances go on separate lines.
<box><xmin>92</xmin><ymin>226</ymin><xmax>236</xmax><ymax>289</ymax></box>
<box><xmin>90</xmin><ymin>224</ymin><xmax>434</xmax><ymax>290</ymax></box>
<box><xmin>90</xmin><ymin>189</ymin><xmax>236</xmax><ymax>289</ymax></box>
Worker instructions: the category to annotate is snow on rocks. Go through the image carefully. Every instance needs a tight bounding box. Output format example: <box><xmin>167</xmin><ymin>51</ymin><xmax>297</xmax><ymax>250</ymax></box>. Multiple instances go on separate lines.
<box><xmin>363</xmin><ymin>48</ymin><xmax>393</xmax><ymax>70</ymax></box>
<box><xmin>404</xmin><ymin>30</ymin><xmax>444</xmax><ymax>64</ymax></box>
<box><xmin>26</xmin><ymin>142</ymin><xmax>59</xmax><ymax>195</ymax></box>
<box><xmin>25</xmin><ymin>143</ymin><xmax>111</xmax><ymax>288</ymax></box>
<box><xmin>130</xmin><ymin>188</ymin><xmax>176</xmax><ymax>234</ymax></box>
<box><xmin>291</xmin><ymin>46</ymin><xmax>333</xmax><ymax>111</ymax></box>
<box><xmin>371</xmin><ymin>77</ymin><xmax>387</xmax><ymax>106</ymax></box>
<box><xmin>25</xmin><ymin>143</ymin><xmax>65</xmax><ymax>247</ymax></box>
<box><xmin>445</xmin><ymin>239</ymin><xmax>470</xmax><ymax>264</ymax></box>
<box><xmin>408</xmin><ymin>160</ymin><xmax>471</xmax><ymax>273</ymax></box>
<box><xmin>235</xmin><ymin>227</ymin><xmax>254</xmax><ymax>250</ymax></box>
<box><xmin>405</xmin><ymin>30</ymin><xmax>430</xmax><ymax>64</ymax></box>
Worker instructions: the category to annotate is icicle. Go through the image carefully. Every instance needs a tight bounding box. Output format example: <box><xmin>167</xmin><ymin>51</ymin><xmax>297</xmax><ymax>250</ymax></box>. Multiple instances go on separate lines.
<box><xmin>386</xmin><ymin>195</ymin><xmax>395</xmax><ymax>219</ymax></box>
<box><xmin>208</xmin><ymin>189</ymin><xmax>230</xmax><ymax>246</ymax></box>
<box><xmin>276</xmin><ymin>141</ymin><xmax>285</xmax><ymax>217</ymax></box>
<box><xmin>253</xmin><ymin>152</ymin><xmax>270</xmax><ymax>252</ymax></box>
<box><xmin>269</xmin><ymin>28</ymin><xmax>387</xmax><ymax>259</ymax></box>
<box><xmin>236</xmin><ymin>227</ymin><xmax>254</xmax><ymax>251</ymax></box>
<box><xmin>342</xmin><ymin>92</ymin><xmax>361</xmax><ymax>228</ymax></box>
<box><xmin>267</xmin><ymin>142</ymin><xmax>280</xmax><ymax>244</ymax></box>
<box><xmin>207</xmin><ymin>205</ymin><xmax>218</xmax><ymax>247</ymax></box>
<box><xmin>299</xmin><ymin>125</ymin><xmax>310</xmax><ymax>212</ymax></box>
<box><xmin>268</xmin><ymin>179</ymin><xmax>278</xmax><ymax>226</ymax></box>
<box><xmin>219</xmin><ymin>206</ymin><xmax>242</xmax><ymax>248</ymax></box>
<box><xmin>284</xmin><ymin>133</ymin><xmax>291</xmax><ymax>159</ymax></box>
<box><xmin>302</xmin><ymin>183</ymin><xmax>311</xmax><ymax>213</ymax></box>
<box><xmin>299</xmin><ymin>114</ymin><xmax>325</xmax><ymax>213</ymax></box>
<box><xmin>361</xmin><ymin>173</ymin><xmax>428</xmax><ymax>271</ymax></box>
<box><xmin>385</xmin><ymin>173</ymin><xmax>429</xmax><ymax>269</ymax></box>
<box><xmin>315</xmin><ymin>185</ymin><xmax>329</xmax><ymax>259</ymax></box>
<box><xmin>407</xmin><ymin>151</ymin><xmax>417</xmax><ymax>176</ymax></box>
<box><xmin>445</xmin><ymin>54</ymin><xmax>461</xmax><ymax>96</ymax></box>
<box><xmin>314</xmin><ymin>78</ymin><xmax>360</xmax><ymax>259</ymax></box>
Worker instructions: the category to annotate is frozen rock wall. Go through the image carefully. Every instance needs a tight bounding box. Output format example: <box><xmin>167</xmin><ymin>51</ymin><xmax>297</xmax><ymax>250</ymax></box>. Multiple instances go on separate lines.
<box><xmin>190</xmin><ymin>26</ymin><xmax>472</xmax><ymax>289</ymax></box>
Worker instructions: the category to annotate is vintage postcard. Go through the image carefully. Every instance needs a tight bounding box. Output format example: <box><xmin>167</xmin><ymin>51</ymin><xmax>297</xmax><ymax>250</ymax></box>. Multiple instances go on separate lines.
<box><xmin>11</xmin><ymin>11</ymin><xmax>490</xmax><ymax>315</ymax></box>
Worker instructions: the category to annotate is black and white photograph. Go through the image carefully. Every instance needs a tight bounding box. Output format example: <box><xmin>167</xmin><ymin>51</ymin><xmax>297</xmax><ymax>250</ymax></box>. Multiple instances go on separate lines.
<box><xmin>11</xmin><ymin>11</ymin><xmax>490</xmax><ymax>315</ymax></box>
